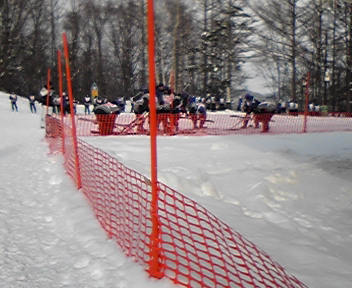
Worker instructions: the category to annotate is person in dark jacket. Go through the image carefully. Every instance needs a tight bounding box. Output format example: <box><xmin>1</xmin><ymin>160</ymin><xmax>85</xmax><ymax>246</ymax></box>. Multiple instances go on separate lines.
<box><xmin>156</xmin><ymin>83</ymin><xmax>165</xmax><ymax>104</ymax></box>
<box><xmin>28</xmin><ymin>94</ymin><xmax>37</xmax><ymax>113</ymax></box>
<box><xmin>132</xmin><ymin>90</ymin><xmax>149</xmax><ymax>133</ymax></box>
<box><xmin>9</xmin><ymin>92</ymin><xmax>18</xmax><ymax>111</ymax></box>
<box><xmin>241</xmin><ymin>94</ymin><xmax>260</xmax><ymax>128</ymax></box>
<box><xmin>237</xmin><ymin>96</ymin><xmax>243</xmax><ymax>111</ymax></box>
<box><xmin>189</xmin><ymin>98</ymin><xmax>207</xmax><ymax>129</ymax></box>
<box><xmin>84</xmin><ymin>95</ymin><xmax>92</xmax><ymax>115</ymax></box>
<box><xmin>253</xmin><ymin>102</ymin><xmax>276</xmax><ymax>132</ymax></box>
<box><xmin>39</xmin><ymin>83</ymin><xmax>55</xmax><ymax>107</ymax></box>
<box><xmin>93</xmin><ymin>102</ymin><xmax>121</xmax><ymax>135</ymax></box>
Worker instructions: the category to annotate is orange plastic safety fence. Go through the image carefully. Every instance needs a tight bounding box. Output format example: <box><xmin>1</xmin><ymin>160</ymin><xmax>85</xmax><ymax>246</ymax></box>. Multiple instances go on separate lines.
<box><xmin>79</xmin><ymin>140</ymin><xmax>153</xmax><ymax>263</ymax></box>
<box><xmin>157</xmin><ymin>182</ymin><xmax>306</xmax><ymax>287</ymax></box>
<box><xmin>54</xmin><ymin>112</ymin><xmax>352</xmax><ymax>137</ymax></box>
<box><xmin>45</xmin><ymin>115</ymin><xmax>307</xmax><ymax>287</ymax></box>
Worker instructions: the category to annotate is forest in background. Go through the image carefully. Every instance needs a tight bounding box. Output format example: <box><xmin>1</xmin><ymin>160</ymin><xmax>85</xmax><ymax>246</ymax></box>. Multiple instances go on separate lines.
<box><xmin>1</xmin><ymin>0</ymin><xmax>352</xmax><ymax>112</ymax></box>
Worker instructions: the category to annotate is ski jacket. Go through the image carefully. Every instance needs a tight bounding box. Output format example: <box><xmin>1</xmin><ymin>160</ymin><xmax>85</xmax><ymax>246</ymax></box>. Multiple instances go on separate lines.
<box><xmin>189</xmin><ymin>102</ymin><xmax>206</xmax><ymax>115</ymax></box>
<box><xmin>9</xmin><ymin>94</ymin><xmax>17</xmax><ymax>103</ymax></box>
<box><xmin>29</xmin><ymin>95</ymin><xmax>36</xmax><ymax>104</ymax></box>
<box><xmin>84</xmin><ymin>96</ymin><xmax>92</xmax><ymax>106</ymax></box>
<box><xmin>242</xmin><ymin>99</ymin><xmax>260</xmax><ymax>114</ymax></box>
<box><xmin>133</xmin><ymin>93</ymin><xmax>149</xmax><ymax>114</ymax></box>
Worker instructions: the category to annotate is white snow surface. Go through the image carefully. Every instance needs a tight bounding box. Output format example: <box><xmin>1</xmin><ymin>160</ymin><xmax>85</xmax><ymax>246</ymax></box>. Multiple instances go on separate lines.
<box><xmin>1</xmin><ymin>93</ymin><xmax>352</xmax><ymax>288</ymax></box>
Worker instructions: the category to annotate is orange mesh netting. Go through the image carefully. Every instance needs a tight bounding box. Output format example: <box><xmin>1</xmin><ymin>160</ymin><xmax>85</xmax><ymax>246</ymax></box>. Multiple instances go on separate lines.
<box><xmin>52</xmin><ymin>112</ymin><xmax>352</xmax><ymax>137</ymax></box>
<box><xmin>45</xmin><ymin>114</ymin><xmax>309</xmax><ymax>287</ymax></box>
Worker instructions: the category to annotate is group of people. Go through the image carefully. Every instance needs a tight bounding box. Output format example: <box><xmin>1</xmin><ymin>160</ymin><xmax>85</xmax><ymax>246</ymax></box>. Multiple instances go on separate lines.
<box><xmin>8</xmin><ymin>85</ymin><xmax>277</xmax><ymax>134</ymax></box>
<box><xmin>129</xmin><ymin>84</ymin><xmax>207</xmax><ymax>133</ymax></box>
<box><xmin>38</xmin><ymin>85</ymin><xmax>79</xmax><ymax>115</ymax></box>
<box><xmin>9</xmin><ymin>91</ymin><xmax>37</xmax><ymax>113</ymax></box>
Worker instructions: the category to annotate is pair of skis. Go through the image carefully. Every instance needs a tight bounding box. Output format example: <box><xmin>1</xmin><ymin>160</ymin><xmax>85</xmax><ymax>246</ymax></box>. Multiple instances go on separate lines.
<box><xmin>78</xmin><ymin>112</ymin><xmax>149</xmax><ymax>135</ymax></box>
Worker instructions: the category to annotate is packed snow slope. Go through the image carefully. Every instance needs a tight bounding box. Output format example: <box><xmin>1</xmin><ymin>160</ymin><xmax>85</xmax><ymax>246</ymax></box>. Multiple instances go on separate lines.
<box><xmin>1</xmin><ymin>92</ymin><xmax>352</xmax><ymax>287</ymax></box>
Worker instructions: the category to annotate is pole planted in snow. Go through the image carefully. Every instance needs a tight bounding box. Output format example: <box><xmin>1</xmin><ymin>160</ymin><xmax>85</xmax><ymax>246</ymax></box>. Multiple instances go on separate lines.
<box><xmin>303</xmin><ymin>71</ymin><xmax>311</xmax><ymax>133</ymax></box>
<box><xmin>46</xmin><ymin>69</ymin><xmax>51</xmax><ymax>115</ymax></box>
<box><xmin>62</xmin><ymin>33</ymin><xmax>82</xmax><ymax>189</ymax></box>
<box><xmin>147</xmin><ymin>0</ymin><xmax>162</xmax><ymax>279</ymax></box>
<box><xmin>57</xmin><ymin>50</ymin><xmax>65</xmax><ymax>155</ymax></box>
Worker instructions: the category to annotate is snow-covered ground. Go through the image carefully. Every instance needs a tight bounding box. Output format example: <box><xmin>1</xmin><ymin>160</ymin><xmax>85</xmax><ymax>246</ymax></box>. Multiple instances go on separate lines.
<box><xmin>0</xmin><ymin>93</ymin><xmax>176</xmax><ymax>288</ymax></box>
<box><xmin>1</xmin><ymin>93</ymin><xmax>352</xmax><ymax>287</ymax></box>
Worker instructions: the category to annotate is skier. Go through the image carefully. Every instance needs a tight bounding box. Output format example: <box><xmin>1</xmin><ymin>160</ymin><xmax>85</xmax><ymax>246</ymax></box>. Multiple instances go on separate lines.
<box><xmin>237</xmin><ymin>96</ymin><xmax>243</xmax><ymax>111</ymax></box>
<box><xmin>241</xmin><ymin>94</ymin><xmax>260</xmax><ymax>129</ymax></box>
<box><xmin>288</xmin><ymin>100</ymin><xmax>299</xmax><ymax>115</ymax></box>
<box><xmin>73</xmin><ymin>98</ymin><xmax>78</xmax><ymax>114</ymax></box>
<box><xmin>28</xmin><ymin>94</ymin><xmax>37</xmax><ymax>113</ymax></box>
<box><xmin>39</xmin><ymin>83</ymin><xmax>55</xmax><ymax>108</ymax></box>
<box><xmin>93</xmin><ymin>102</ymin><xmax>121</xmax><ymax>135</ymax></box>
<box><xmin>189</xmin><ymin>98</ymin><xmax>207</xmax><ymax>129</ymax></box>
<box><xmin>93</xmin><ymin>96</ymin><xmax>107</xmax><ymax>108</ymax></box>
<box><xmin>252</xmin><ymin>102</ymin><xmax>276</xmax><ymax>133</ymax></box>
<box><xmin>84</xmin><ymin>95</ymin><xmax>92</xmax><ymax>115</ymax></box>
<box><xmin>113</xmin><ymin>97</ymin><xmax>125</xmax><ymax>112</ymax></box>
<box><xmin>9</xmin><ymin>92</ymin><xmax>18</xmax><ymax>112</ymax></box>
<box><xmin>52</xmin><ymin>95</ymin><xmax>60</xmax><ymax>114</ymax></box>
<box><xmin>156</xmin><ymin>83</ymin><xmax>165</xmax><ymax>104</ymax></box>
<box><xmin>170</xmin><ymin>95</ymin><xmax>187</xmax><ymax>132</ymax></box>
<box><xmin>132</xmin><ymin>89</ymin><xmax>150</xmax><ymax>133</ymax></box>
<box><xmin>156</xmin><ymin>86</ymin><xmax>172</xmax><ymax>133</ymax></box>
<box><xmin>63</xmin><ymin>93</ymin><xmax>70</xmax><ymax>114</ymax></box>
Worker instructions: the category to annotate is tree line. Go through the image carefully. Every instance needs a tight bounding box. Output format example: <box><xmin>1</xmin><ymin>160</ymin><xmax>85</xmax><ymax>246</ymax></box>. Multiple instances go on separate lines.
<box><xmin>248</xmin><ymin>0</ymin><xmax>352</xmax><ymax>113</ymax></box>
<box><xmin>1</xmin><ymin>0</ymin><xmax>352</xmax><ymax>112</ymax></box>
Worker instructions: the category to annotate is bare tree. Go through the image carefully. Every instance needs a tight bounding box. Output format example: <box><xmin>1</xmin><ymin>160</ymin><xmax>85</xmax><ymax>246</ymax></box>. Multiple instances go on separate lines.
<box><xmin>0</xmin><ymin>0</ymin><xmax>31</xmax><ymax>92</ymax></box>
<box><xmin>247</xmin><ymin>0</ymin><xmax>302</xmax><ymax>101</ymax></box>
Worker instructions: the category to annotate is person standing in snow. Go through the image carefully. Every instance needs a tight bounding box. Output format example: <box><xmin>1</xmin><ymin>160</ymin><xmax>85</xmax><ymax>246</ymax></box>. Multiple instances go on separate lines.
<box><xmin>252</xmin><ymin>102</ymin><xmax>276</xmax><ymax>133</ymax></box>
<box><xmin>156</xmin><ymin>85</ymin><xmax>172</xmax><ymax>133</ymax></box>
<box><xmin>132</xmin><ymin>89</ymin><xmax>149</xmax><ymax>133</ymax></box>
<box><xmin>28</xmin><ymin>94</ymin><xmax>37</xmax><ymax>113</ymax></box>
<box><xmin>9</xmin><ymin>92</ymin><xmax>18</xmax><ymax>111</ymax></box>
<box><xmin>52</xmin><ymin>95</ymin><xmax>60</xmax><ymax>114</ymax></box>
<box><xmin>241</xmin><ymin>94</ymin><xmax>260</xmax><ymax>128</ymax></box>
<box><xmin>237</xmin><ymin>96</ymin><xmax>243</xmax><ymax>111</ymax></box>
<box><xmin>84</xmin><ymin>95</ymin><xmax>92</xmax><ymax>114</ymax></box>
<box><xmin>156</xmin><ymin>83</ymin><xmax>165</xmax><ymax>104</ymax></box>
<box><xmin>170</xmin><ymin>95</ymin><xmax>187</xmax><ymax>132</ymax></box>
<box><xmin>93</xmin><ymin>96</ymin><xmax>107</xmax><ymax>108</ymax></box>
<box><xmin>63</xmin><ymin>92</ymin><xmax>70</xmax><ymax>114</ymax></box>
<box><xmin>288</xmin><ymin>100</ymin><xmax>299</xmax><ymax>115</ymax></box>
<box><xmin>189</xmin><ymin>98</ymin><xmax>207</xmax><ymax>129</ymax></box>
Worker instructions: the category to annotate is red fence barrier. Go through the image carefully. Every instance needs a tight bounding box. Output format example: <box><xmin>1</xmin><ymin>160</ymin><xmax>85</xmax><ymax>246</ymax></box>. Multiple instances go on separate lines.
<box><xmin>55</xmin><ymin>112</ymin><xmax>352</xmax><ymax>137</ymax></box>
<box><xmin>45</xmin><ymin>114</ymin><xmax>309</xmax><ymax>287</ymax></box>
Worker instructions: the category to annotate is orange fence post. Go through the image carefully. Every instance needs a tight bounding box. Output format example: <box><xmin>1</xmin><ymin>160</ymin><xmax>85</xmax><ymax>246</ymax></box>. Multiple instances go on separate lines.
<box><xmin>46</xmin><ymin>69</ymin><xmax>51</xmax><ymax>115</ymax></box>
<box><xmin>62</xmin><ymin>33</ymin><xmax>82</xmax><ymax>189</ymax></box>
<box><xmin>147</xmin><ymin>0</ymin><xmax>162</xmax><ymax>278</ymax></box>
<box><xmin>57</xmin><ymin>50</ymin><xmax>65</xmax><ymax>155</ymax></box>
<box><xmin>303</xmin><ymin>71</ymin><xmax>311</xmax><ymax>133</ymax></box>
